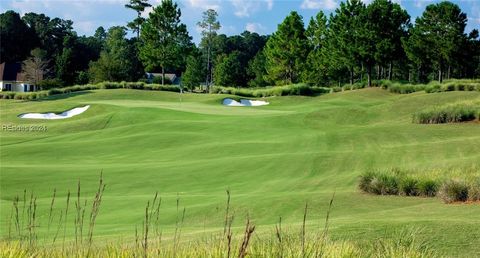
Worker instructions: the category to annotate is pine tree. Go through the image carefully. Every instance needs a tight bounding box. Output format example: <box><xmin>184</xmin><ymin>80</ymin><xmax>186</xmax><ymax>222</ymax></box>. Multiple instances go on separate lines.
<box><xmin>366</xmin><ymin>0</ymin><xmax>410</xmax><ymax>81</ymax></box>
<box><xmin>197</xmin><ymin>9</ymin><xmax>221</xmax><ymax>90</ymax></box>
<box><xmin>328</xmin><ymin>0</ymin><xmax>366</xmax><ymax>85</ymax></box>
<box><xmin>264</xmin><ymin>11</ymin><xmax>308</xmax><ymax>85</ymax></box>
<box><xmin>182</xmin><ymin>54</ymin><xmax>204</xmax><ymax>91</ymax></box>
<box><xmin>139</xmin><ymin>0</ymin><xmax>192</xmax><ymax>85</ymax></box>
<box><xmin>302</xmin><ymin>11</ymin><xmax>328</xmax><ymax>85</ymax></box>
<box><xmin>404</xmin><ymin>1</ymin><xmax>467</xmax><ymax>83</ymax></box>
<box><xmin>125</xmin><ymin>0</ymin><xmax>152</xmax><ymax>39</ymax></box>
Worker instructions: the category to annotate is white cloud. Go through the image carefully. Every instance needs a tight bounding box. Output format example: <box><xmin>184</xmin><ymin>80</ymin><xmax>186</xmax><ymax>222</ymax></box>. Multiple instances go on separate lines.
<box><xmin>75</xmin><ymin>21</ymin><xmax>96</xmax><ymax>35</ymax></box>
<box><xmin>231</xmin><ymin>0</ymin><xmax>255</xmax><ymax>17</ymax></box>
<box><xmin>187</xmin><ymin>0</ymin><xmax>221</xmax><ymax>11</ymax></box>
<box><xmin>245</xmin><ymin>22</ymin><xmax>266</xmax><ymax>34</ymax></box>
<box><xmin>219</xmin><ymin>25</ymin><xmax>237</xmax><ymax>35</ymax></box>
<box><xmin>231</xmin><ymin>0</ymin><xmax>273</xmax><ymax>18</ymax></box>
<box><xmin>265</xmin><ymin>0</ymin><xmax>274</xmax><ymax>10</ymax></box>
<box><xmin>300</xmin><ymin>0</ymin><xmax>338</xmax><ymax>10</ymax></box>
<box><xmin>360</xmin><ymin>0</ymin><xmax>373</xmax><ymax>4</ymax></box>
<box><xmin>413</xmin><ymin>0</ymin><xmax>433</xmax><ymax>8</ymax></box>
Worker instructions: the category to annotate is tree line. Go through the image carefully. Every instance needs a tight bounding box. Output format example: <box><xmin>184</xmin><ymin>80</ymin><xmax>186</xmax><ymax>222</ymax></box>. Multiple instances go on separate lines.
<box><xmin>0</xmin><ymin>0</ymin><xmax>478</xmax><ymax>91</ymax></box>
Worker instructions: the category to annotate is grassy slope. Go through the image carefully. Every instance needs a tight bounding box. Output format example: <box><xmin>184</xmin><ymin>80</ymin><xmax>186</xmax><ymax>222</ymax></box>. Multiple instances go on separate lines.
<box><xmin>1</xmin><ymin>88</ymin><xmax>479</xmax><ymax>256</ymax></box>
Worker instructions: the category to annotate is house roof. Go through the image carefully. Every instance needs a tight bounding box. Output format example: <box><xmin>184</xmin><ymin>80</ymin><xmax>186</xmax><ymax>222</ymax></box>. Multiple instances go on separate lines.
<box><xmin>146</xmin><ymin>72</ymin><xmax>181</xmax><ymax>85</ymax></box>
<box><xmin>0</xmin><ymin>62</ymin><xmax>24</xmax><ymax>81</ymax></box>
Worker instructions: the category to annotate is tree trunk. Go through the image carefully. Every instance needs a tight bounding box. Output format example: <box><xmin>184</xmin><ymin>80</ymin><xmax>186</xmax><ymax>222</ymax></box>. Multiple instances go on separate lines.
<box><xmin>438</xmin><ymin>66</ymin><xmax>443</xmax><ymax>83</ymax></box>
<box><xmin>367</xmin><ymin>65</ymin><xmax>372</xmax><ymax>87</ymax></box>
<box><xmin>206</xmin><ymin>44</ymin><xmax>210</xmax><ymax>92</ymax></box>
<box><xmin>360</xmin><ymin>63</ymin><xmax>363</xmax><ymax>81</ymax></box>
<box><xmin>388</xmin><ymin>62</ymin><xmax>393</xmax><ymax>81</ymax></box>
<box><xmin>376</xmin><ymin>65</ymin><xmax>380</xmax><ymax>80</ymax></box>
<box><xmin>162</xmin><ymin>66</ymin><xmax>165</xmax><ymax>86</ymax></box>
<box><xmin>350</xmin><ymin>67</ymin><xmax>354</xmax><ymax>85</ymax></box>
<box><xmin>447</xmin><ymin>65</ymin><xmax>451</xmax><ymax>80</ymax></box>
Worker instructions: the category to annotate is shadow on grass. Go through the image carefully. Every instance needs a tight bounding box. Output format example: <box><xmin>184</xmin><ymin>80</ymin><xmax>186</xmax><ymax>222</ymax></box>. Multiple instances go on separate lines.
<box><xmin>36</xmin><ymin>90</ymin><xmax>93</xmax><ymax>102</ymax></box>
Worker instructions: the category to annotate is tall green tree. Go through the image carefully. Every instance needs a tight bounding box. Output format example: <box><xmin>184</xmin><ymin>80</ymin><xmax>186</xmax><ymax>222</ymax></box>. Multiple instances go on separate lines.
<box><xmin>182</xmin><ymin>53</ymin><xmax>204</xmax><ymax>91</ymax></box>
<box><xmin>198</xmin><ymin>9</ymin><xmax>221</xmax><ymax>89</ymax></box>
<box><xmin>302</xmin><ymin>11</ymin><xmax>329</xmax><ymax>85</ymax></box>
<box><xmin>214</xmin><ymin>51</ymin><xmax>244</xmax><ymax>87</ymax></box>
<box><xmin>55</xmin><ymin>35</ymin><xmax>77</xmax><ymax>85</ymax></box>
<box><xmin>125</xmin><ymin>0</ymin><xmax>152</xmax><ymax>38</ymax></box>
<box><xmin>22</xmin><ymin>13</ymin><xmax>74</xmax><ymax>60</ymax></box>
<box><xmin>366</xmin><ymin>0</ymin><xmax>410</xmax><ymax>81</ymax></box>
<box><xmin>264</xmin><ymin>11</ymin><xmax>308</xmax><ymax>85</ymax></box>
<box><xmin>94</xmin><ymin>26</ymin><xmax>107</xmax><ymax>43</ymax></box>
<box><xmin>247</xmin><ymin>51</ymin><xmax>268</xmax><ymax>87</ymax></box>
<box><xmin>140</xmin><ymin>0</ymin><xmax>192</xmax><ymax>85</ymax></box>
<box><xmin>89</xmin><ymin>27</ymin><xmax>136</xmax><ymax>83</ymax></box>
<box><xmin>404</xmin><ymin>1</ymin><xmax>467</xmax><ymax>83</ymax></box>
<box><xmin>0</xmin><ymin>11</ymin><xmax>37</xmax><ymax>63</ymax></box>
<box><xmin>327</xmin><ymin>0</ymin><xmax>366</xmax><ymax>85</ymax></box>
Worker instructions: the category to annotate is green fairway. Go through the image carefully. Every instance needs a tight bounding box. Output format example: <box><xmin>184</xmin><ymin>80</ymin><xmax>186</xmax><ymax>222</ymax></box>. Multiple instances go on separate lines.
<box><xmin>1</xmin><ymin>88</ymin><xmax>479</xmax><ymax>256</ymax></box>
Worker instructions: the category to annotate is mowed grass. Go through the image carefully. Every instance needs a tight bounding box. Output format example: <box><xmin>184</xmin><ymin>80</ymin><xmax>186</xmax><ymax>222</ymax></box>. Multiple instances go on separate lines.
<box><xmin>1</xmin><ymin>88</ymin><xmax>479</xmax><ymax>256</ymax></box>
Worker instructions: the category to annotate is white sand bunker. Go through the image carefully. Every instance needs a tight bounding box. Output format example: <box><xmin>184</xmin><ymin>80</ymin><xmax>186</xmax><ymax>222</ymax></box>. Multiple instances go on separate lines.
<box><xmin>222</xmin><ymin>98</ymin><xmax>269</xmax><ymax>107</ymax></box>
<box><xmin>19</xmin><ymin>105</ymin><xmax>90</xmax><ymax>119</ymax></box>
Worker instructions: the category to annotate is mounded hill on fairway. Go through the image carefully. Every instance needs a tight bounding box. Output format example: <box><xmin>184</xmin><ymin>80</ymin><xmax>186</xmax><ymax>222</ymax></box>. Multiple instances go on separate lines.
<box><xmin>1</xmin><ymin>88</ymin><xmax>479</xmax><ymax>256</ymax></box>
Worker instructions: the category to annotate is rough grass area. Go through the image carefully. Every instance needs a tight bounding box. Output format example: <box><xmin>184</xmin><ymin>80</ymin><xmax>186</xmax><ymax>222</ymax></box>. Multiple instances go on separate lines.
<box><xmin>1</xmin><ymin>177</ymin><xmax>436</xmax><ymax>258</ymax></box>
<box><xmin>413</xmin><ymin>102</ymin><xmax>480</xmax><ymax>124</ymax></box>
<box><xmin>0</xmin><ymin>81</ymin><xmax>181</xmax><ymax>100</ymax></box>
<box><xmin>0</xmin><ymin>230</ymin><xmax>436</xmax><ymax>258</ymax></box>
<box><xmin>1</xmin><ymin>88</ymin><xmax>480</xmax><ymax>256</ymax></box>
<box><xmin>359</xmin><ymin>168</ymin><xmax>480</xmax><ymax>203</ymax></box>
<box><xmin>211</xmin><ymin>84</ymin><xmax>331</xmax><ymax>97</ymax></box>
<box><xmin>1</xmin><ymin>79</ymin><xmax>478</xmax><ymax>100</ymax></box>
<box><xmin>341</xmin><ymin>79</ymin><xmax>480</xmax><ymax>94</ymax></box>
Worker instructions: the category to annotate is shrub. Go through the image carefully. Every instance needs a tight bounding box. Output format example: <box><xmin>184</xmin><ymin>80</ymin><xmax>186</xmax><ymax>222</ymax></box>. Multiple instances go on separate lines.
<box><xmin>37</xmin><ymin>78</ymin><xmax>64</xmax><ymax>90</ymax></box>
<box><xmin>332</xmin><ymin>86</ymin><xmax>342</xmax><ymax>93</ymax></box>
<box><xmin>399</xmin><ymin>177</ymin><xmax>419</xmax><ymax>196</ymax></box>
<box><xmin>468</xmin><ymin>179</ymin><xmax>480</xmax><ymax>202</ymax></box>
<box><xmin>413</xmin><ymin>103</ymin><xmax>478</xmax><ymax>124</ymax></box>
<box><xmin>425</xmin><ymin>84</ymin><xmax>441</xmax><ymax>93</ymax></box>
<box><xmin>152</xmin><ymin>76</ymin><xmax>172</xmax><ymax>85</ymax></box>
<box><xmin>211</xmin><ymin>84</ymin><xmax>330</xmax><ymax>97</ymax></box>
<box><xmin>417</xmin><ymin>180</ymin><xmax>439</xmax><ymax>197</ymax></box>
<box><xmin>359</xmin><ymin>172</ymin><xmax>376</xmax><ymax>193</ymax></box>
<box><xmin>369</xmin><ymin>173</ymin><xmax>399</xmax><ymax>195</ymax></box>
<box><xmin>438</xmin><ymin>180</ymin><xmax>469</xmax><ymax>203</ymax></box>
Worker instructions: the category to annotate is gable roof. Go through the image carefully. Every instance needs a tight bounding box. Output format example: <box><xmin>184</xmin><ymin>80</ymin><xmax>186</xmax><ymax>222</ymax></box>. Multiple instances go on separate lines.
<box><xmin>0</xmin><ymin>62</ymin><xmax>23</xmax><ymax>81</ymax></box>
<box><xmin>146</xmin><ymin>72</ymin><xmax>181</xmax><ymax>85</ymax></box>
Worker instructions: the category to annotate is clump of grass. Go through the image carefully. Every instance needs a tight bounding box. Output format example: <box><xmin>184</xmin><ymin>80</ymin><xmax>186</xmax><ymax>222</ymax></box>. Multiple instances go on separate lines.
<box><xmin>361</xmin><ymin>170</ymin><xmax>400</xmax><ymax>195</ymax></box>
<box><xmin>2</xmin><ymin>179</ymin><xmax>438</xmax><ymax>257</ymax></box>
<box><xmin>417</xmin><ymin>179</ymin><xmax>439</xmax><ymax>197</ymax></box>
<box><xmin>0</xmin><ymin>82</ymin><xmax>181</xmax><ymax>100</ymax></box>
<box><xmin>211</xmin><ymin>84</ymin><xmax>331</xmax><ymax>97</ymax></box>
<box><xmin>438</xmin><ymin>180</ymin><xmax>469</xmax><ymax>203</ymax></box>
<box><xmin>425</xmin><ymin>79</ymin><xmax>480</xmax><ymax>93</ymax></box>
<box><xmin>399</xmin><ymin>177</ymin><xmax>419</xmax><ymax>196</ymax></box>
<box><xmin>360</xmin><ymin>169</ymin><xmax>480</xmax><ymax>203</ymax></box>
<box><xmin>413</xmin><ymin>103</ymin><xmax>479</xmax><ymax>124</ymax></box>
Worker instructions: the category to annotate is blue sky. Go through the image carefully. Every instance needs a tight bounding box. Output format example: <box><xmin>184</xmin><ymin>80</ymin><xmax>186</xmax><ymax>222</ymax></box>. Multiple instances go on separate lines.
<box><xmin>1</xmin><ymin>0</ymin><xmax>479</xmax><ymax>44</ymax></box>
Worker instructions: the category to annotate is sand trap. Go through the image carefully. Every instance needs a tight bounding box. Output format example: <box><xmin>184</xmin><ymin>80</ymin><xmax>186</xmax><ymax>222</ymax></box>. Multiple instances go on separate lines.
<box><xmin>19</xmin><ymin>105</ymin><xmax>90</xmax><ymax>119</ymax></box>
<box><xmin>223</xmin><ymin>98</ymin><xmax>269</xmax><ymax>107</ymax></box>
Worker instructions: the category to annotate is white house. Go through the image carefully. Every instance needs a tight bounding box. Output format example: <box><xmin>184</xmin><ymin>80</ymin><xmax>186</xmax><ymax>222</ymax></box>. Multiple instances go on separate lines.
<box><xmin>0</xmin><ymin>62</ymin><xmax>38</xmax><ymax>92</ymax></box>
